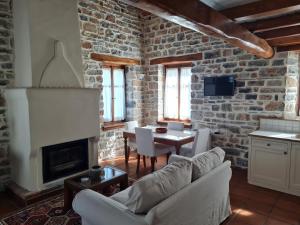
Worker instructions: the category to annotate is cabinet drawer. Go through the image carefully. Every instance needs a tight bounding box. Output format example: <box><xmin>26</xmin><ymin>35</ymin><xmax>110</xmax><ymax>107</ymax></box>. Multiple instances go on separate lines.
<box><xmin>252</xmin><ymin>138</ymin><xmax>288</xmax><ymax>151</ymax></box>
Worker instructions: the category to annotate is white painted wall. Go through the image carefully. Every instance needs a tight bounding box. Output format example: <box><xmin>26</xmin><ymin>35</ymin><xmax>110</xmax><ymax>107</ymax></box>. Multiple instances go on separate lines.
<box><xmin>13</xmin><ymin>0</ymin><xmax>33</xmax><ymax>87</ymax></box>
<box><xmin>13</xmin><ymin>0</ymin><xmax>84</xmax><ymax>88</ymax></box>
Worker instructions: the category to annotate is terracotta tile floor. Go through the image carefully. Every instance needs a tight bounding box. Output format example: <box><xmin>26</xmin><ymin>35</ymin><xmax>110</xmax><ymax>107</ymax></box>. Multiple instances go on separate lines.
<box><xmin>1</xmin><ymin>153</ymin><xmax>300</xmax><ymax>225</ymax></box>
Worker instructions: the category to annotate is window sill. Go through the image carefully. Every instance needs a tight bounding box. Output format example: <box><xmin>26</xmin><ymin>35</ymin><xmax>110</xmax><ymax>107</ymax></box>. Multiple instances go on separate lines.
<box><xmin>102</xmin><ymin>121</ymin><xmax>125</xmax><ymax>131</ymax></box>
<box><xmin>157</xmin><ymin>119</ymin><xmax>192</xmax><ymax>129</ymax></box>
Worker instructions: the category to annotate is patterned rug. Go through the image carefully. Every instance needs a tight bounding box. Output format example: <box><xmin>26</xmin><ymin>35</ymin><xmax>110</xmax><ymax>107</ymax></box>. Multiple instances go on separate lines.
<box><xmin>1</xmin><ymin>179</ymin><xmax>135</xmax><ymax>225</ymax></box>
<box><xmin>1</xmin><ymin>195</ymin><xmax>80</xmax><ymax>225</ymax></box>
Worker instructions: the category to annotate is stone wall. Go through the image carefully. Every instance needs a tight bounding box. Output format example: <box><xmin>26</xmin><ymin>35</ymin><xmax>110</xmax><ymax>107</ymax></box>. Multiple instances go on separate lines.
<box><xmin>142</xmin><ymin>15</ymin><xmax>206</xmax><ymax>124</ymax></box>
<box><xmin>78</xmin><ymin>0</ymin><xmax>145</xmax><ymax>159</ymax></box>
<box><xmin>141</xmin><ymin>14</ymin><xmax>299</xmax><ymax>168</ymax></box>
<box><xmin>284</xmin><ymin>52</ymin><xmax>300</xmax><ymax>119</ymax></box>
<box><xmin>191</xmin><ymin>44</ymin><xmax>291</xmax><ymax>168</ymax></box>
<box><xmin>0</xmin><ymin>0</ymin><xmax>14</xmax><ymax>188</ymax></box>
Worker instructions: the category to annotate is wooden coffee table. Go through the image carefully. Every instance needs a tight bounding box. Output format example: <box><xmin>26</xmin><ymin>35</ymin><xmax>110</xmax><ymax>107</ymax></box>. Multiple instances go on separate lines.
<box><xmin>64</xmin><ymin>166</ymin><xmax>128</xmax><ymax>210</ymax></box>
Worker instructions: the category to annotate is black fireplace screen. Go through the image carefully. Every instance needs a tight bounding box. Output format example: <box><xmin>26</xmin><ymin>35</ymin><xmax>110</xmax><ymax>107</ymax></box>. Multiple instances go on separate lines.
<box><xmin>42</xmin><ymin>139</ymin><xmax>89</xmax><ymax>183</ymax></box>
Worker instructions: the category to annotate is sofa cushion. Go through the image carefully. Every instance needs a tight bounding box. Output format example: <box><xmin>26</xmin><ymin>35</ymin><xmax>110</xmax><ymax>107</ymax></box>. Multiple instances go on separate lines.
<box><xmin>168</xmin><ymin>147</ymin><xmax>225</xmax><ymax>181</ymax></box>
<box><xmin>192</xmin><ymin>147</ymin><xmax>225</xmax><ymax>180</ymax></box>
<box><xmin>124</xmin><ymin>160</ymin><xmax>192</xmax><ymax>214</ymax></box>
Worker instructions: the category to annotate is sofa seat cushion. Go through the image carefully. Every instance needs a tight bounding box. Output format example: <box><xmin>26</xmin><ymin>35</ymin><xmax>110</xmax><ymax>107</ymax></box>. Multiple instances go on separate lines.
<box><xmin>168</xmin><ymin>147</ymin><xmax>225</xmax><ymax>181</ymax></box>
<box><xmin>123</xmin><ymin>160</ymin><xmax>192</xmax><ymax>214</ymax></box>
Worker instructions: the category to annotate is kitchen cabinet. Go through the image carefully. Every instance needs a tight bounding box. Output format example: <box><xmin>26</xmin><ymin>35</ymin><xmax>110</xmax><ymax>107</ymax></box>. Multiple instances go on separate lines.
<box><xmin>249</xmin><ymin>136</ymin><xmax>300</xmax><ymax>196</ymax></box>
<box><xmin>290</xmin><ymin>143</ymin><xmax>300</xmax><ymax>192</ymax></box>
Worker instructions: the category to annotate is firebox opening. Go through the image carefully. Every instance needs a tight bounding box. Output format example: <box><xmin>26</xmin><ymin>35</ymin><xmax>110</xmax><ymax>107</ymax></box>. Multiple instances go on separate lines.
<box><xmin>42</xmin><ymin>139</ymin><xmax>89</xmax><ymax>183</ymax></box>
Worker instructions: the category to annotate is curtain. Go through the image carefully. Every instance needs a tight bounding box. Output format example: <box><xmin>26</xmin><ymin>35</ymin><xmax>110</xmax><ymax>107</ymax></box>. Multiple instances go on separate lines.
<box><xmin>113</xmin><ymin>68</ymin><xmax>126</xmax><ymax>121</ymax></box>
<box><xmin>164</xmin><ymin>68</ymin><xmax>179</xmax><ymax>119</ymax></box>
<box><xmin>180</xmin><ymin>67</ymin><xmax>192</xmax><ymax>120</ymax></box>
<box><xmin>103</xmin><ymin>68</ymin><xmax>112</xmax><ymax>122</ymax></box>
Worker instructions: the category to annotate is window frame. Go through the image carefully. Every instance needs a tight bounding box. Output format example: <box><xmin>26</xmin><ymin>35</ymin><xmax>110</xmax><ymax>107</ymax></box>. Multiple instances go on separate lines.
<box><xmin>163</xmin><ymin>63</ymin><xmax>192</xmax><ymax>123</ymax></box>
<box><xmin>103</xmin><ymin>64</ymin><xmax>126</xmax><ymax>124</ymax></box>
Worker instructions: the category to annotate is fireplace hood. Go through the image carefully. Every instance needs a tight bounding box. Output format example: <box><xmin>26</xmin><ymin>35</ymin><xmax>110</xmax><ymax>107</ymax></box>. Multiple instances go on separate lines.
<box><xmin>6</xmin><ymin>88</ymin><xmax>100</xmax><ymax>150</ymax></box>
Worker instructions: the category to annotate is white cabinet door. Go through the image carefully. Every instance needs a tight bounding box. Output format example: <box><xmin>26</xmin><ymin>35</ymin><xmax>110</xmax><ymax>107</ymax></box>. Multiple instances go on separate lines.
<box><xmin>250</xmin><ymin>139</ymin><xmax>290</xmax><ymax>189</ymax></box>
<box><xmin>290</xmin><ymin>143</ymin><xmax>300</xmax><ymax>191</ymax></box>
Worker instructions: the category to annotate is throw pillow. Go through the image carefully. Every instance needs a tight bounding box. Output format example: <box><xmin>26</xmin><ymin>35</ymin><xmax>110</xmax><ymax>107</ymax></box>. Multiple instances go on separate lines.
<box><xmin>124</xmin><ymin>160</ymin><xmax>192</xmax><ymax>214</ymax></box>
<box><xmin>192</xmin><ymin>147</ymin><xmax>225</xmax><ymax>180</ymax></box>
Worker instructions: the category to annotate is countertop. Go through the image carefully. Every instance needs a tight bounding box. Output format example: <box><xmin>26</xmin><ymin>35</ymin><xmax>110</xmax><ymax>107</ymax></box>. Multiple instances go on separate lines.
<box><xmin>249</xmin><ymin>130</ymin><xmax>300</xmax><ymax>142</ymax></box>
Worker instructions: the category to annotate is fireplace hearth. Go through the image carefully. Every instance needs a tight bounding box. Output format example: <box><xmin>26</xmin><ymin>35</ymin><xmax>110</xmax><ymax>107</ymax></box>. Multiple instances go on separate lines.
<box><xmin>42</xmin><ymin>139</ymin><xmax>89</xmax><ymax>183</ymax></box>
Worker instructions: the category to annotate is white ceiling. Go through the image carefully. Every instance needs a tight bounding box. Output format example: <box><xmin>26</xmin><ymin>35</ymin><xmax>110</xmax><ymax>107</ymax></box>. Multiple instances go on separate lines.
<box><xmin>200</xmin><ymin>0</ymin><xmax>260</xmax><ymax>10</ymax></box>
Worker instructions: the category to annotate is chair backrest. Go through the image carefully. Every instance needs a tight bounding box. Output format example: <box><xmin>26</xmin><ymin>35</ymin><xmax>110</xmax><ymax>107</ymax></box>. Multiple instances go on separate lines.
<box><xmin>167</xmin><ymin>122</ymin><xmax>184</xmax><ymax>131</ymax></box>
<box><xmin>125</xmin><ymin>121</ymin><xmax>139</xmax><ymax>130</ymax></box>
<box><xmin>135</xmin><ymin>127</ymin><xmax>155</xmax><ymax>156</ymax></box>
<box><xmin>192</xmin><ymin>128</ymin><xmax>211</xmax><ymax>155</ymax></box>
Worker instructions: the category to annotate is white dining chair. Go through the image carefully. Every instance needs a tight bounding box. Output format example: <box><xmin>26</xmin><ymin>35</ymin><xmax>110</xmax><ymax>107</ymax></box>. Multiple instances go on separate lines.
<box><xmin>135</xmin><ymin>127</ymin><xmax>176</xmax><ymax>173</ymax></box>
<box><xmin>167</xmin><ymin>122</ymin><xmax>184</xmax><ymax>131</ymax></box>
<box><xmin>180</xmin><ymin>127</ymin><xmax>211</xmax><ymax>157</ymax></box>
<box><xmin>125</xmin><ymin>121</ymin><xmax>139</xmax><ymax>163</ymax></box>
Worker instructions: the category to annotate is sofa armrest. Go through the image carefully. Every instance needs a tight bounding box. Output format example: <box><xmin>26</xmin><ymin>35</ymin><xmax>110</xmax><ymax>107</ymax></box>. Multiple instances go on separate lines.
<box><xmin>73</xmin><ymin>189</ymin><xmax>148</xmax><ymax>225</ymax></box>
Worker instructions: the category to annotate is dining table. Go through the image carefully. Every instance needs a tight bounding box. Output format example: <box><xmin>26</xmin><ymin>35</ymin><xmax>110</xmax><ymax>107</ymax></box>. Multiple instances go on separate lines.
<box><xmin>123</xmin><ymin>125</ymin><xmax>195</xmax><ymax>164</ymax></box>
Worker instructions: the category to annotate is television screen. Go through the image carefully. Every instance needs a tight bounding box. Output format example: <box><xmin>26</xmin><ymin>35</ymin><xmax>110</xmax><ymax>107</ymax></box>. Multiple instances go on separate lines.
<box><xmin>204</xmin><ymin>75</ymin><xmax>236</xmax><ymax>96</ymax></box>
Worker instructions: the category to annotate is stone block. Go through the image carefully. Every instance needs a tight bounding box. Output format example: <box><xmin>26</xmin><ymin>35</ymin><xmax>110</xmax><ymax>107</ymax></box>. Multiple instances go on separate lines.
<box><xmin>245</xmin><ymin>94</ymin><xmax>257</xmax><ymax>100</ymax></box>
<box><xmin>236</xmin><ymin>113</ymin><xmax>250</xmax><ymax>121</ymax></box>
<box><xmin>223</xmin><ymin>62</ymin><xmax>237</xmax><ymax>68</ymax></box>
<box><xmin>204</xmin><ymin>50</ymin><xmax>221</xmax><ymax>59</ymax></box>
<box><xmin>266</xmin><ymin>80</ymin><xmax>283</xmax><ymax>86</ymax></box>
<box><xmin>248</xmin><ymin>60</ymin><xmax>268</xmax><ymax>67</ymax></box>
<box><xmin>247</xmin><ymin>80</ymin><xmax>264</xmax><ymax>86</ymax></box>
<box><xmin>238</xmin><ymin>88</ymin><xmax>252</xmax><ymax>93</ymax></box>
<box><xmin>212</xmin><ymin>105</ymin><xmax>220</xmax><ymax>111</ymax></box>
<box><xmin>272</xmin><ymin>59</ymin><xmax>285</xmax><ymax>66</ymax></box>
<box><xmin>259</xmin><ymin>67</ymin><xmax>287</xmax><ymax>77</ymax></box>
<box><xmin>249</xmin><ymin>106</ymin><xmax>263</xmax><ymax>111</ymax></box>
<box><xmin>265</xmin><ymin>101</ymin><xmax>285</xmax><ymax>111</ymax></box>
<box><xmin>83</xmin><ymin>22</ymin><xmax>97</xmax><ymax>33</ymax></box>
<box><xmin>221</xmin><ymin>103</ymin><xmax>232</xmax><ymax>112</ymax></box>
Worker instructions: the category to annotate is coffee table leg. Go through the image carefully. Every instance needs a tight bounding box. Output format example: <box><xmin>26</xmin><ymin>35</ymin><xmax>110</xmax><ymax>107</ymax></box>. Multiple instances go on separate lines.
<box><xmin>124</xmin><ymin>137</ymin><xmax>128</xmax><ymax>164</ymax></box>
<box><xmin>120</xmin><ymin>176</ymin><xmax>128</xmax><ymax>190</ymax></box>
<box><xmin>175</xmin><ymin>144</ymin><xmax>181</xmax><ymax>155</ymax></box>
<box><xmin>64</xmin><ymin>184</ymin><xmax>73</xmax><ymax>211</ymax></box>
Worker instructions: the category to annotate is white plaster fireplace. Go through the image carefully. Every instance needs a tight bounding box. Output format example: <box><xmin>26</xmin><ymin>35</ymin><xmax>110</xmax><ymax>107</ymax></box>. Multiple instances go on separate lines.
<box><xmin>6</xmin><ymin>88</ymin><xmax>100</xmax><ymax>192</ymax></box>
<box><xmin>6</xmin><ymin>0</ymin><xmax>101</xmax><ymax>192</ymax></box>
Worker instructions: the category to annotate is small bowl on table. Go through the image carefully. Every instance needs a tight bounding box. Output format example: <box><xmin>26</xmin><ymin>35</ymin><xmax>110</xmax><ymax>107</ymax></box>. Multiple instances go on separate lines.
<box><xmin>155</xmin><ymin>127</ymin><xmax>167</xmax><ymax>133</ymax></box>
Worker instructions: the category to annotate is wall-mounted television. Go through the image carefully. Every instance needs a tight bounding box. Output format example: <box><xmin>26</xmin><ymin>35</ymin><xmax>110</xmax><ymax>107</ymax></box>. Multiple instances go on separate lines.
<box><xmin>204</xmin><ymin>75</ymin><xmax>236</xmax><ymax>96</ymax></box>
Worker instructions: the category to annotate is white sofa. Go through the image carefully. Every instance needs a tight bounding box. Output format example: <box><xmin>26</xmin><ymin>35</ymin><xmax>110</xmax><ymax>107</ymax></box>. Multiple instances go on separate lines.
<box><xmin>73</xmin><ymin>159</ymin><xmax>232</xmax><ymax>225</ymax></box>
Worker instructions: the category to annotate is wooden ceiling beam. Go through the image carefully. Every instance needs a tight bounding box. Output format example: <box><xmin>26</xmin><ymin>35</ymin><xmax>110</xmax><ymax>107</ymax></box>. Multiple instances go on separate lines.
<box><xmin>267</xmin><ymin>35</ymin><xmax>300</xmax><ymax>47</ymax></box>
<box><xmin>221</xmin><ymin>0</ymin><xmax>300</xmax><ymax>21</ymax></box>
<box><xmin>241</xmin><ymin>12</ymin><xmax>300</xmax><ymax>32</ymax></box>
<box><xmin>277</xmin><ymin>44</ymin><xmax>300</xmax><ymax>52</ymax></box>
<box><xmin>119</xmin><ymin>0</ymin><xmax>274</xmax><ymax>59</ymax></box>
<box><xmin>256</xmin><ymin>25</ymin><xmax>300</xmax><ymax>40</ymax></box>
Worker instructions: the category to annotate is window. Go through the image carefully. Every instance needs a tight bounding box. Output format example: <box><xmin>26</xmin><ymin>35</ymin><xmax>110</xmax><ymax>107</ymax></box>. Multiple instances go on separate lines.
<box><xmin>164</xmin><ymin>66</ymin><xmax>192</xmax><ymax>121</ymax></box>
<box><xmin>103</xmin><ymin>66</ymin><xmax>126</xmax><ymax>122</ymax></box>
